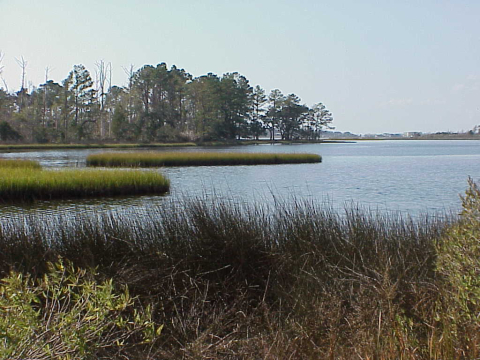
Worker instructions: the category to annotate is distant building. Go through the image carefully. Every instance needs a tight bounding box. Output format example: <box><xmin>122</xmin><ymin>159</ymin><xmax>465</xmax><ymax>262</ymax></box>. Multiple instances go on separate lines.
<box><xmin>403</xmin><ymin>132</ymin><xmax>422</xmax><ymax>137</ymax></box>
<box><xmin>383</xmin><ymin>133</ymin><xmax>403</xmax><ymax>138</ymax></box>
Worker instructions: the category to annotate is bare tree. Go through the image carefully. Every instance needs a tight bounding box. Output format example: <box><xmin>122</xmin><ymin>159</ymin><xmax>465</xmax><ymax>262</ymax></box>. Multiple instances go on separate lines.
<box><xmin>108</xmin><ymin>62</ymin><xmax>112</xmax><ymax>91</ymax></box>
<box><xmin>122</xmin><ymin>64</ymin><xmax>135</xmax><ymax>124</ymax></box>
<box><xmin>0</xmin><ymin>50</ymin><xmax>8</xmax><ymax>92</ymax></box>
<box><xmin>95</xmin><ymin>60</ymin><xmax>112</xmax><ymax>138</ymax></box>
<box><xmin>0</xmin><ymin>51</ymin><xmax>4</xmax><ymax>80</ymax></box>
<box><xmin>107</xmin><ymin>63</ymin><xmax>112</xmax><ymax>137</ymax></box>
<box><xmin>15</xmin><ymin>56</ymin><xmax>27</xmax><ymax>90</ymax></box>
<box><xmin>15</xmin><ymin>56</ymin><xmax>28</xmax><ymax>109</ymax></box>
<box><xmin>42</xmin><ymin>67</ymin><xmax>51</xmax><ymax>127</ymax></box>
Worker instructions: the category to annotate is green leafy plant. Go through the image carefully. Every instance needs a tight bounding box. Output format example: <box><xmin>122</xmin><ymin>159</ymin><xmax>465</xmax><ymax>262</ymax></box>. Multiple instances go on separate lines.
<box><xmin>436</xmin><ymin>177</ymin><xmax>480</xmax><ymax>358</ymax></box>
<box><xmin>0</xmin><ymin>259</ymin><xmax>161</xmax><ymax>360</ymax></box>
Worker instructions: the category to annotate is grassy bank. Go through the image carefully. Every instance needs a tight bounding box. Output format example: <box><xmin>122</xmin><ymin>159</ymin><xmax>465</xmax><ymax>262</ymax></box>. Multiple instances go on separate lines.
<box><xmin>0</xmin><ymin>142</ymin><xmax>196</xmax><ymax>151</ymax></box>
<box><xmin>0</xmin><ymin>140</ymin><xmax>350</xmax><ymax>150</ymax></box>
<box><xmin>0</xmin><ymin>168</ymin><xmax>170</xmax><ymax>202</ymax></box>
<box><xmin>86</xmin><ymin>151</ymin><xmax>322</xmax><ymax>167</ymax></box>
<box><xmin>3</xmin><ymin>180</ymin><xmax>480</xmax><ymax>359</ymax></box>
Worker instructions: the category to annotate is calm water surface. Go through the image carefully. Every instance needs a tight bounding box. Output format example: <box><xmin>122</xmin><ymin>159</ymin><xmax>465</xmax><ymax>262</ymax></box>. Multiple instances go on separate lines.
<box><xmin>1</xmin><ymin>140</ymin><xmax>479</xmax><ymax>218</ymax></box>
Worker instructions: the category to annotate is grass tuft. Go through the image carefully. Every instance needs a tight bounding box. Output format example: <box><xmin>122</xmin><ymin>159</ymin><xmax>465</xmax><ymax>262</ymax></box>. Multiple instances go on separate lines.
<box><xmin>86</xmin><ymin>151</ymin><xmax>322</xmax><ymax>167</ymax></box>
<box><xmin>0</xmin><ymin>168</ymin><xmax>169</xmax><ymax>202</ymax></box>
<box><xmin>0</xmin><ymin>158</ymin><xmax>41</xmax><ymax>169</ymax></box>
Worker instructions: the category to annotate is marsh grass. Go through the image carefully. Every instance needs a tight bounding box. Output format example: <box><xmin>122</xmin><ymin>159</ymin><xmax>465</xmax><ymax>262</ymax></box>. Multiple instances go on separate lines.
<box><xmin>0</xmin><ymin>142</ymin><xmax>196</xmax><ymax>151</ymax></box>
<box><xmin>0</xmin><ymin>168</ymin><xmax>169</xmax><ymax>202</ymax></box>
<box><xmin>86</xmin><ymin>151</ymin><xmax>322</xmax><ymax>167</ymax></box>
<box><xmin>0</xmin><ymin>158</ymin><xmax>41</xmax><ymax>169</ymax></box>
<box><xmin>0</xmin><ymin>195</ymin><xmax>462</xmax><ymax>359</ymax></box>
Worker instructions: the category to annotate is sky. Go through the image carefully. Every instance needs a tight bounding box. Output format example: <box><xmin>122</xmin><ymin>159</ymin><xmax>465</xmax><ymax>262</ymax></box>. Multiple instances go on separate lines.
<box><xmin>0</xmin><ymin>0</ymin><xmax>479</xmax><ymax>134</ymax></box>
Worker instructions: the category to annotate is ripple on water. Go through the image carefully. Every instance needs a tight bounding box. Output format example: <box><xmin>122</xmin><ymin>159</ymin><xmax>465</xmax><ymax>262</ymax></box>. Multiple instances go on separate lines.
<box><xmin>0</xmin><ymin>194</ymin><xmax>169</xmax><ymax>221</ymax></box>
<box><xmin>0</xmin><ymin>140</ymin><xmax>479</xmax><ymax>219</ymax></box>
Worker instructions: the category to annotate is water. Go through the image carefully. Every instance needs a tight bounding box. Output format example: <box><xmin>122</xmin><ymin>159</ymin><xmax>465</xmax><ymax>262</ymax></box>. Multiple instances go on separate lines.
<box><xmin>1</xmin><ymin>140</ymin><xmax>479</xmax><ymax>218</ymax></box>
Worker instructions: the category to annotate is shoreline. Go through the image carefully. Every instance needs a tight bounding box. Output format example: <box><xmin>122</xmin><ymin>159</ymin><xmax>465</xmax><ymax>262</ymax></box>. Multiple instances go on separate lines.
<box><xmin>0</xmin><ymin>136</ymin><xmax>478</xmax><ymax>151</ymax></box>
<box><xmin>0</xmin><ymin>139</ymin><xmax>353</xmax><ymax>151</ymax></box>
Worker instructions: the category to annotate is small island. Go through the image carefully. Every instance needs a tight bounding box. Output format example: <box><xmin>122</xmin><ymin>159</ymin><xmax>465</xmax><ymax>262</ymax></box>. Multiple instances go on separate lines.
<box><xmin>0</xmin><ymin>160</ymin><xmax>170</xmax><ymax>201</ymax></box>
<box><xmin>86</xmin><ymin>151</ymin><xmax>322</xmax><ymax>167</ymax></box>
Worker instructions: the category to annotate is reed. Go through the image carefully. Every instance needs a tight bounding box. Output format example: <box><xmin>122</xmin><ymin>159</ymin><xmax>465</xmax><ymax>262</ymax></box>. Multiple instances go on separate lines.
<box><xmin>0</xmin><ymin>194</ymin><xmax>457</xmax><ymax>359</ymax></box>
<box><xmin>0</xmin><ymin>168</ymin><xmax>169</xmax><ymax>202</ymax></box>
<box><xmin>0</xmin><ymin>158</ymin><xmax>41</xmax><ymax>169</ymax></box>
<box><xmin>86</xmin><ymin>151</ymin><xmax>322</xmax><ymax>167</ymax></box>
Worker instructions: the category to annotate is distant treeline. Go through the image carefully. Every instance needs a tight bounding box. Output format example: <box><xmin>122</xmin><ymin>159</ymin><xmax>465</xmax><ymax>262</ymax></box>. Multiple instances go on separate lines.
<box><xmin>0</xmin><ymin>62</ymin><xmax>333</xmax><ymax>143</ymax></box>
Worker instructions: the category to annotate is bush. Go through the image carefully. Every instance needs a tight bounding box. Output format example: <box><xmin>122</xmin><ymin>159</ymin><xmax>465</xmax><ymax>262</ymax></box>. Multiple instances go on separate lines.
<box><xmin>0</xmin><ymin>259</ymin><xmax>161</xmax><ymax>360</ymax></box>
<box><xmin>436</xmin><ymin>178</ymin><xmax>480</xmax><ymax>358</ymax></box>
<box><xmin>0</xmin><ymin>121</ymin><xmax>22</xmax><ymax>141</ymax></box>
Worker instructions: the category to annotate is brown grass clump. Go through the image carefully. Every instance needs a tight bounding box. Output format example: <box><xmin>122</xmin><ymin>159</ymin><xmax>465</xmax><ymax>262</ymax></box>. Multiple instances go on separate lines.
<box><xmin>1</xmin><ymin>179</ymin><xmax>479</xmax><ymax>358</ymax></box>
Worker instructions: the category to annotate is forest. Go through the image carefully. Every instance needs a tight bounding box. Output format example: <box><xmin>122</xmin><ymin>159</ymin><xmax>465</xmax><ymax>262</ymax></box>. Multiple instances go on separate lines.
<box><xmin>0</xmin><ymin>61</ymin><xmax>333</xmax><ymax>143</ymax></box>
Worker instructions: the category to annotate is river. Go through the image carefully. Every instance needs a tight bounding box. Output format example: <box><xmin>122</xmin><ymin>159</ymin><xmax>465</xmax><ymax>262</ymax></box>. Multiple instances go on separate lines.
<box><xmin>1</xmin><ymin>140</ymin><xmax>479</xmax><ymax>218</ymax></box>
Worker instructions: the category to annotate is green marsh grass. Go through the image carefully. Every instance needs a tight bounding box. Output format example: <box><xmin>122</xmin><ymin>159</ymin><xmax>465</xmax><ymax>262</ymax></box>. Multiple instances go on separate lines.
<box><xmin>0</xmin><ymin>168</ymin><xmax>169</xmax><ymax>202</ymax></box>
<box><xmin>86</xmin><ymin>151</ymin><xmax>322</xmax><ymax>167</ymax></box>
<box><xmin>0</xmin><ymin>158</ymin><xmax>41</xmax><ymax>169</ymax></box>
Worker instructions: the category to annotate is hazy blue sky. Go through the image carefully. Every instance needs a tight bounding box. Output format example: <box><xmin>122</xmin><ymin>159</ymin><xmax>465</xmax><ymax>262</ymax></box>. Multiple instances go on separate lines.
<box><xmin>0</xmin><ymin>0</ymin><xmax>479</xmax><ymax>134</ymax></box>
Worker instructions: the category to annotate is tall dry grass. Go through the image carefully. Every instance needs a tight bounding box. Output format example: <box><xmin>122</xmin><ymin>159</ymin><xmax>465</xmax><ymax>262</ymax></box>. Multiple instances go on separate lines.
<box><xmin>0</xmin><ymin>193</ymin><xmax>462</xmax><ymax>359</ymax></box>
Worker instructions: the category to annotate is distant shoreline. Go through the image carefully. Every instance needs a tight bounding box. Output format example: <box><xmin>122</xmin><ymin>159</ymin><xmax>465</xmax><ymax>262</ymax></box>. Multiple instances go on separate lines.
<box><xmin>0</xmin><ymin>139</ymin><xmax>354</xmax><ymax>151</ymax></box>
<box><xmin>330</xmin><ymin>134</ymin><xmax>480</xmax><ymax>141</ymax></box>
<box><xmin>0</xmin><ymin>136</ymin><xmax>479</xmax><ymax>151</ymax></box>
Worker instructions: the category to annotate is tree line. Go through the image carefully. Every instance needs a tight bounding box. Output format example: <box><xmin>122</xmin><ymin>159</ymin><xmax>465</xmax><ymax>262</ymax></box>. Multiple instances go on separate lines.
<box><xmin>0</xmin><ymin>61</ymin><xmax>333</xmax><ymax>143</ymax></box>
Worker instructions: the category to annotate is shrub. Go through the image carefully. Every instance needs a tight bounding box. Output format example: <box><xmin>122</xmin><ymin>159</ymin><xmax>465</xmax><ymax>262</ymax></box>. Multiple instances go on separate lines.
<box><xmin>436</xmin><ymin>178</ymin><xmax>480</xmax><ymax>358</ymax></box>
<box><xmin>0</xmin><ymin>121</ymin><xmax>22</xmax><ymax>141</ymax></box>
<box><xmin>0</xmin><ymin>258</ymin><xmax>161</xmax><ymax>360</ymax></box>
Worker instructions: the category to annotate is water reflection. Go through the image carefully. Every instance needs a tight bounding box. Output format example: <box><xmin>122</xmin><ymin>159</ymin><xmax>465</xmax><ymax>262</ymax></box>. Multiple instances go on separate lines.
<box><xmin>0</xmin><ymin>194</ymin><xmax>169</xmax><ymax>219</ymax></box>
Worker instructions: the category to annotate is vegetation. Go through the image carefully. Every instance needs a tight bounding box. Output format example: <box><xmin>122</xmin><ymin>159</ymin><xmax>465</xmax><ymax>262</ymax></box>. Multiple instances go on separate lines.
<box><xmin>0</xmin><ymin>158</ymin><xmax>41</xmax><ymax>169</ymax></box>
<box><xmin>86</xmin><ymin>151</ymin><xmax>322</xmax><ymax>167</ymax></box>
<box><xmin>0</xmin><ymin>120</ymin><xmax>22</xmax><ymax>141</ymax></box>
<box><xmin>0</xmin><ymin>62</ymin><xmax>333</xmax><ymax>144</ymax></box>
<box><xmin>0</xmin><ymin>259</ymin><xmax>159</xmax><ymax>360</ymax></box>
<box><xmin>0</xmin><ymin>168</ymin><xmax>170</xmax><ymax>202</ymax></box>
<box><xmin>0</xmin><ymin>178</ymin><xmax>478</xmax><ymax>358</ymax></box>
<box><xmin>0</xmin><ymin>142</ymin><xmax>196</xmax><ymax>150</ymax></box>
<box><xmin>435</xmin><ymin>178</ymin><xmax>480</xmax><ymax>358</ymax></box>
